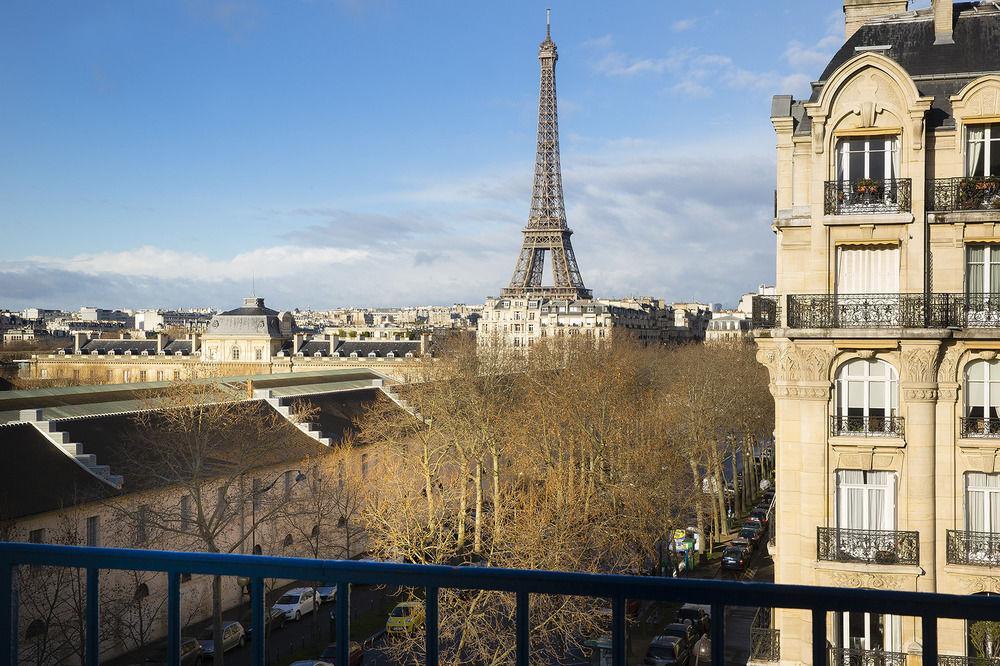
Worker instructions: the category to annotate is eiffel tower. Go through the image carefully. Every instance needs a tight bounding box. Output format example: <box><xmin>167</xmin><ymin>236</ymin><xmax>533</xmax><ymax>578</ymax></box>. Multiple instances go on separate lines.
<box><xmin>501</xmin><ymin>11</ymin><xmax>592</xmax><ymax>301</ymax></box>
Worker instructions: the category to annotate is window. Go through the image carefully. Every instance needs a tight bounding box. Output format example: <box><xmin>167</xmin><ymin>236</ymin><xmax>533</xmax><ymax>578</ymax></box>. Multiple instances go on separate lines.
<box><xmin>836</xmin><ymin>470</ymin><xmax>896</xmax><ymax>532</ymax></box>
<box><xmin>138</xmin><ymin>370</ymin><xmax>147</xmax><ymax>382</ymax></box>
<box><xmin>836</xmin><ymin>136</ymin><xmax>899</xmax><ymax>182</ymax></box>
<box><xmin>123</xmin><ymin>369</ymin><xmax>131</xmax><ymax>383</ymax></box>
<box><xmin>231</xmin><ymin>346</ymin><xmax>240</xmax><ymax>361</ymax></box>
<box><xmin>86</xmin><ymin>516</ymin><xmax>100</xmax><ymax>547</ymax></box>
<box><xmin>967</xmin><ymin>123</ymin><xmax>1000</xmax><ymax>177</ymax></box>
<box><xmin>836</xmin><ymin>246</ymin><xmax>899</xmax><ymax>295</ymax></box>
<box><xmin>28</xmin><ymin>528</ymin><xmax>45</xmax><ymax>544</ymax></box>
<box><xmin>966</xmin><ymin>245</ymin><xmax>1000</xmax><ymax>298</ymax></box>
<box><xmin>156</xmin><ymin>370</ymin><xmax>164</xmax><ymax>381</ymax></box>
<box><xmin>966</xmin><ymin>472</ymin><xmax>1000</xmax><ymax>533</ymax></box>
<box><xmin>173</xmin><ymin>370</ymin><xmax>181</xmax><ymax>380</ymax></box>
<box><xmin>180</xmin><ymin>495</ymin><xmax>192</xmax><ymax>532</ymax></box>
<box><xmin>835</xmin><ymin>359</ymin><xmax>898</xmax><ymax>434</ymax></box>
<box><xmin>965</xmin><ymin>360</ymin><xmax>1000</xmax><ymax>424</ymax></box>
<box><xmin>255</xmin><ymin>348</ymin><xmax>263</xmax><ymax>361</ymax></box>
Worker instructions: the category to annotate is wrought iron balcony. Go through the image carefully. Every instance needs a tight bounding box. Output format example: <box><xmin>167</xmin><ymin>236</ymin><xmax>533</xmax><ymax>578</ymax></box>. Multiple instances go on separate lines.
<box><xmin>784</xmin><ymin>293</ymin><xmax>990</xmax><ymax>329</ymax></box>
<box><xmin>824</xmin><ymin>178</ymin><xmax>912</xmax><ymax>215</ymax></box>
<box><xmin>749</xmin><ymin>608</ymin><xmax>780</xmax><ymax>663</ymax></box>
<box><xmin>938</xmin><ymin>656</ymin><xmax>1000</xmax><ymax>666</ymax></box>
<box><xmin>831</xmin><ymin>415</ymin><xmax>903</xmax><ymax>438</ymax></box>
<box><xmin>960</xmin><ymin>417</ymin><xmax>1000</xmax><ymax>439</ymax></box>
<box><xmin>946</xmin><ymin>529</ymin><xmax>1000</xmax><ymax>567</ymax></box>
<box><xmin>829</xmin><ymin>647</ymin><xmax>908</xmax><ymax>666</ymax></box>
<box><xmin>817</xmin><ymin>526</ymin><xmax>920</xmax><ymax>566</ymax></box>
<box><xmin>1</xmin><ymin>542</ymin><xmax>999</xmax><ymax>666</ymax></box>
<box><xmin>929</xmin><ymin>177</ymin><xmax>1000</xmax><ymax>212</ymax></box>
<box><xmin>751</xmin><ymin>294</ymin><xmax>780</xmax><ymax>329</ymax></box>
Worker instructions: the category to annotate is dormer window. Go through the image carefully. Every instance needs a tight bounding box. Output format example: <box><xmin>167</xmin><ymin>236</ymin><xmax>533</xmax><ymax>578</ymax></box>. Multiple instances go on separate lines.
<box><xmin>368</xmin><ymin>351</ymin><xmax>377</xmax><ymax>358</ymax></box>
<box><xmin>140</xmin><ymin>350</ymin><xmax>149</xmax><ymax>356</ymax></box>
<box><xmin>108</xmin><ymin>350</ymin><xmax>116</xmax><ymax>356</ymax></box>
<box><xmin>332</xmin><ymin>351</ymin><xmax>341</xmax><ymax>358</ymax></box>
<box><xmin>314</xmin><ymin>351</ymin><xmax>322</xmax><ymax>357</ymax></box>
<box><xmin>386</xmin><ymin>352</ymin><xmax>395</xmax><ymax>359</ymax></box>
<box><xmin>350</xmin><ymin>351</ymin><xmax>359</xmax><ymax>358</ymax></box>
<box><xmin>967</xmin><ymin>123</ymin><xmax>1000</xmax><ymax>177</ymax></box>
<box><xmin>91</xmin><ymin>350</ymin><xmax>99</xmax><ymax>356</ymax></box>
<box><xmin>405</xmin><ymin>352</ymin><xmax>414</xmax><ymax>358</ymax></box>
<box><xmin>124</xmin><ymin>350</ymin><xmax>132</xmax><ymax>356</ymax></box>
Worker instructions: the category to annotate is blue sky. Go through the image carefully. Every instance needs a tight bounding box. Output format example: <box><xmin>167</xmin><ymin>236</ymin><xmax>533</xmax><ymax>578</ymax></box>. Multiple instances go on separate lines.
<box><xmin>0</xmin><ymin>1</ymin><xmax>901</xmax><ymax>311</ymax></box>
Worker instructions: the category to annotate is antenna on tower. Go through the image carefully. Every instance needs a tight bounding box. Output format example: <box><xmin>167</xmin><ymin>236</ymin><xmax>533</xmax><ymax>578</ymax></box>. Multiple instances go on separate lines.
<box><xmin>546</xmin><ymin>8</ymin><xmax>551</xmax><ymax>37</ymax></box>
<box><xmin>251</xmin><ymin>273</ymin><xmax>256</xmax><ymax>297</ymax></box>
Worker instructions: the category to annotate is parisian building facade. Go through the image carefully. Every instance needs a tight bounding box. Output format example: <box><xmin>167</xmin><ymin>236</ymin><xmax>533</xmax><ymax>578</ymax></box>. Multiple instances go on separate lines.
<box><xmin>753</xmin><ymin>1</ymin><xmax>1000</xmax><ymax>663</ymax></box>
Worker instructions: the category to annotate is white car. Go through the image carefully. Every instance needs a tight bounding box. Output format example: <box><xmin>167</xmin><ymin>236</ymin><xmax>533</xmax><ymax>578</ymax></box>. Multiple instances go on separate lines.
<box><xmin>315</xmin><ymin>585</ymin><xmax>337</xmax><ymax>603</ymax></box>
<box><xmin>272</xmin><ymin>588</ymin><xmax>319</xmax><ymax>621</ymax></box>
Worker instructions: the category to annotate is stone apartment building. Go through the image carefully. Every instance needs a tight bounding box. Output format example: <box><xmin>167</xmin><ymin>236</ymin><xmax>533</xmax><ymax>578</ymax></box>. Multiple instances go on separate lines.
<box><xmin>752</xmin><ymin>1</ymin><xmax>1000</xmax><ymax>663</ymax></box>
<box><xmin>0</xmin><ymin>369</ymin><xmax>400</xmax><ymax>664</ymax></box>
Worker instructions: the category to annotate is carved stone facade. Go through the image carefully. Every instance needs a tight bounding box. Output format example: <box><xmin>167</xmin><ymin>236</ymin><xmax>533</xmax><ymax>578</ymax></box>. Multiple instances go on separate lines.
<box><xmin>760</xmin><ymin>3</ymin><xmax>1000</xmax><ymax>663</ymax></box>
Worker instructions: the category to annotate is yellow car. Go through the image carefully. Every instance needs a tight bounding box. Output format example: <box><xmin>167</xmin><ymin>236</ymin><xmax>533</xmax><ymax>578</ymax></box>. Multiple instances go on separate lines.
<box><xmin>385</xmin><ymin>601</ymin><xmax>425</xmax><ymax>635</ymax></box>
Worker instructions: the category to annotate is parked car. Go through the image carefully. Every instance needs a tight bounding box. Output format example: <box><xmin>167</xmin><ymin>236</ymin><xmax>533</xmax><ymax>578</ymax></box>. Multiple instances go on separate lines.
<box><xmin>739</xmin><ymin>524</ymin><xmax>763</xmax><ymax>544</ymax></box>
<box><xmin>198</xmin><ymin>621</ymin><xmax>246</xmax><ymax>656</ymax></box>
<box><xmin>643</xmin><ymin>634</ymin><xmax>689</xmax><ymax>665</ymax></box>
<box><xmin>721</xmin><ymin>545</ymin><xmax>751</xmax><ymax>571</ymax></box>
<box><xmin>315</xmin><ymin>585</ymin><xmax>337</xmax><ymax>603</ymax></box>
<box><xmin>272</xmin><ymin>588</ymin><xmax>319</xmax><ymax>621</ymax></box>
<box><xmin>143</xmin><ymin>636</ymin><xmax>203</xmax><ymax>665</ymax></box>
<box><xmin>676</xmin><ymin>604</ymin><xmax>710</xmax><ymax>637</ymax></box>
<box><xmin>661</xmin><ymin>621</ymin><xmax>697</xmax><ymax>649</ymax></box>
<box><xmin>386</xmin><ymin>601</ymin><xmax>425</xmax><ymax>635</ymax></box>
<box><xmin>744</xmin><ymin>514</ymin><xmax>765</xmax><ymax>530</ymax></box>
<box><xmin>241</xmin><ymin>607</ymin><xmax>287</xmax><ymax>639</ymax></box>
<box><xmin>290</xmin><ymin>661</ymin><xmax>333</xmax><ymax>666</ymax></box>
<box><xmin>749</xmin><ymin>508</ymin><xmax>769</xmax><ymax>527</ymax></box>
<box><xmin>319</xmin><ymin>641</ymin><xmax>364</xmax><ymax>666</ymax></box>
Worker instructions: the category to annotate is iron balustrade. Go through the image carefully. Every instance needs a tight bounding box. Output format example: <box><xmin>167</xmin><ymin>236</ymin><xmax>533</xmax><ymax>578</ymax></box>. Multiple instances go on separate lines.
<box><xmin>751</xmin><ymin>295</ymin><xmax>780</xmax><ymax>329</ymax></box>
<box><xmin>929</xmin><ymin>177</ymin><xmax>1000</xmax><ymax>212</ymax></box>
<box><xmin>2</xmin><ymin>543</ymin><xmax>999</xmax><ymax>666</ymax></box>
<box><xmin>817</xmin><ymin>527</ymin><xmax>920</xmax><ymax>566</ymax></box>
<box><xmin>938</xmin><ymin>656</ymin><xmax>1000</xmax><ymax>665</ymax></box>
<box><xmin>785</xmin><ymin>293</ymin><xmax>998</xmax><ymax>329</ymax></box>
<box><xmin>824</xmin><ymin>179</ymin><xmax>912</xmax><ymax>215</ymax></box>
<box><xmin>831</xmin><ymin>415</ymin><xmax>904</xmax><ymax>438</ymax></box>
<box><xmin>829</xmin><ymin>647</ymin><xmax>908</xmax><ymax>666</ymax></box>
<box><xmin>960</xmin><ymin>417</ymin><xmax>1000</xmax><ymax>439</ymax></box>
<box><xmin>749</xmin><ymin>608</ymin><xmax>780</xmax><ymax>663</ymax></box>
<box><xmin>946</xmin><ymin>529</ymin><xmax>1000</xmax><ymax>567</ymax></box>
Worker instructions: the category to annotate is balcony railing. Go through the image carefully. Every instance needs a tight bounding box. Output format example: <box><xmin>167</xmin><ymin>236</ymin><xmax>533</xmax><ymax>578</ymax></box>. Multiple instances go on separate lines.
<box><xmin>817</xmin><ymin>527</ymin><xmax>920</xmax><ymax>566</ymax></box>
<box><xmin>929</xmin><ymin>177</ymin><xmax>1000</xmax><ymax>212</ymax></box>
<box><xmin>960</xmin><ymin>417</ymin><xmax>1000</xmax><ymax>439</ymax></box>
<box><xmin>938</xmin><ymin>656</ymin><xmax>1000</xmax><ymax>665</ymax></box>
<box><xmin>2</xmin><ymin>543</ymin><xmax>999</xmax><ymax>666</ymax></box>
<box><xmin>946</xmin><ymin>529</ymin><xmax>1000</xmax><ymax>567</ymax></box>
<box><xmin>749</xmin><ymin>608</ymin><xmax>780</xmax><ymax>663</ymax></box>
<box><xmin>784</xmin><ymin>293</ymin><xmax>1000</xmax><ymax>329</ymax></box>
<box><xmin>831</xmin><ymin>415</ymin><xmax>904</xmax><ymax>438</ymax></box>
<box><xmin>829</xmin><ymin>647</ymin><xmax>908</xmax><ymax>666</ymax></box>
<box><xmin>824</xmin><ymin>178</ymin><xmax>912</xmax><ymax>215</ymax></box>
<box><xmin>751</xmin><ymin>294</ymin><xmax>780</xmax><ymax>329</ymax></box>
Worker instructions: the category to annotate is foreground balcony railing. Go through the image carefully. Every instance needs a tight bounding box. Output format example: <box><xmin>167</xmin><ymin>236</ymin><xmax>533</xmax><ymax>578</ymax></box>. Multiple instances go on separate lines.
<box><xmin>817</xmin><ymin>527</ymin><xmax>920</xmax><ymax>566</ymax></box>
<box><xmin>825</xmin><ymin>178</ymin><xmax>912</xmax><ymax>215</ymax></box>
<box><xmin>749</xmin><ymin>608</ymin><xmax>780</xmax><ymax>663</ymax></box>
<box><xmin>929</xmin><ymin>176</ymin><xmax>1000</xmax><ymax>212</ymax></box>
<box><xmin>831</xmin><ymin>415</ymin><xmax>904</xmax><ymax>438</ymax></box>
<box><xmin>829</xmin><ymin>647</ymin><xmax>908</xmax><ymax>666</ymax></box>
<box><xmin>960</xmin><ymin>417</ymin><xmax>1000</xmax><ymax>439</ymax></box>
<box><xmin>2</xmin><ymin>543</ymin><xmax>998</xmax><ymax>666</ymax></box>
<box><xmin>946</xmin><ymin>529</ymin><xmax>1000</xmax><ymax>567</ymax></box>
<box><xmin>938</xmin><ymin>656</ymin><xmax>1000</xmax><ymax>665</ymax></box>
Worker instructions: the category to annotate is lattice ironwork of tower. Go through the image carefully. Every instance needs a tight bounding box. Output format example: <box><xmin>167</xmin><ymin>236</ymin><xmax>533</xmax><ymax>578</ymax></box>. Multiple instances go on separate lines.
<box><xmin>501</xmin><ymin>12</ymin><xmax>592</xmax><ymax>301</ymax></box>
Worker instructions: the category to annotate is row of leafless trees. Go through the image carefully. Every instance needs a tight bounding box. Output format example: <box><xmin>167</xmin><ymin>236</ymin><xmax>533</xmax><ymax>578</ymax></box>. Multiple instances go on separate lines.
<box><xmin>356</xmin><ymin>335</ymin><xmax>773</xmax><ymax>665</ymax></box>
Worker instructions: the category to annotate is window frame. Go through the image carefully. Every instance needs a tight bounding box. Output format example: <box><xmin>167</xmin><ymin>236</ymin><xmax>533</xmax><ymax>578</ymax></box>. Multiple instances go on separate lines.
<box><xmin>966</xmin><ymin>122</ymin><xmax>1000</xmax><ymax>178</ymax></box>
<box><xmin>836</xmin><ymin>135</ymin><xmax>900</xmax><ymax>182</ymax></box>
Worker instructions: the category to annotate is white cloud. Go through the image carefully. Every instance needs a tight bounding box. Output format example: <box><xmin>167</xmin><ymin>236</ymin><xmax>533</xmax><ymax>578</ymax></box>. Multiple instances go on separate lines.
<box><xmin>671</xmin><ymin>18</ymin><xmax>697</xmax><ymax>32</ymax></box>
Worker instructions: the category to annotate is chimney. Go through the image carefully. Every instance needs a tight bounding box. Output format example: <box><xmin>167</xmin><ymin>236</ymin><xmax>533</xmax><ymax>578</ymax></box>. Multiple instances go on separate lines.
<box><xmin>843</xmin><ymin>0</ymin><xmax>909</xmax><ymax>40</ymax></box>
<box><xmin>190</xmin><ymin>332</ymin><xmax>201</xmax><ymax>353</ymax></box>
<box><xmin>73</xmin><ymin>331</ymin><xmax>87</xmax><ymax>354</ymax></box>
<box><xmin>328</xmin><ymin>334</ymin><xmax>339</xmax><ymax>356</ymax></box>
<box><xmin>419</xmin><ymin>333</ymin><xmax>430</xmax><ymax>356</ymax></box>
<box><xmin>933</xmin><ymin>0</ymin><xmax>954</xmax><ymax>45</ymax></box>
<box><xmin>293</xmin><ymin>333</ymin><xmax>304</xmax><ymax>355</ymax></box>
<box><xmin>156</xmin><ymin>332</ymin><xmax>167</xmax><ymax>353</ymax></box>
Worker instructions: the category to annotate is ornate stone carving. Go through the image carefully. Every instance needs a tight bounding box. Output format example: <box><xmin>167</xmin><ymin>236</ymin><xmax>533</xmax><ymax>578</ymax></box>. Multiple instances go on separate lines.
<box><xmin>965</xmin><ymin>86</ymin><xmax>1000</xmax><ymax>118</ymax></box>
<box><xmin>850</xmin><ymin>73</ymin><xmax>885</xmax><ymax>128</ymax></box>
<box><xmin>829</xmin><ymin>572</ymin><xmax>907</xmax><ymax>590</ymax></box>
<box><xmin>937</xmin><ymin>344</ymin><xmax>962</xmax><ymax>384</ymax></box>
<box><xmin>856</xmin><ymin>349</ymin><xmax>876</xmax><ymax>360</ymax></box>
<box><xmin>957</xmin><ymin>573</ymin><xmax>1000</xmax><ymax>595</ymax></box>
<box><xmin>901</xmin><ymin>345</ymin><xmax>940</xmax><ymax>384</ymax></box>
<box><xmin>797</xmin><ymin>346</ymin><xmax>836</xmax><ymax>382</ymax></box>
<box><xmin>772</xmin><ymin>384</ymin><xmax>831</xmax><ymax>400</ymax></box>
<box><xmin>903</xmin><ymin>388</ymin><xmax>938</xmax><ymax>402</ymax></box>
<box><xmin>978</xmin><ymin>350</ymin><xmax>998</xmax><ymax>361</ymax></box>
<box><xmin>939</xmin><ymin>385</ymin><xmax>959</xmax><ymax>402</ymax></box>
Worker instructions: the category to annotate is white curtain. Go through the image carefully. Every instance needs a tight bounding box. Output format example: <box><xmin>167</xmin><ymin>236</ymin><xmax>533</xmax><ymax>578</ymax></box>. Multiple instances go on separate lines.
<box><xmin>969</xmin><ymin>126</ymin><xmax>985</xmax><ymax>177</ymax></box>
<box><xmin>838</xmin><ymin>470</ymin><xmax>895</xmax><ymax>530</ymax></box>
<box><xmin>837</xmin><ymin>246</ymin><xmax>900</xmax><ymax>294</ymax></box>
<box><xmin>967</xmin><ymin>472</ymin><xmax>1000</xmax><ymax>532</ymax></box>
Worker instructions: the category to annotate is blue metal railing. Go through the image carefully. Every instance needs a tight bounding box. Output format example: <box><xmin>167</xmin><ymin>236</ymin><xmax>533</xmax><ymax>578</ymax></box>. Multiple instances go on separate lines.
<box><xmin>2</xmin><ymin>542</ymin><xmax>1000</xmax><ymax>666</ymax></box>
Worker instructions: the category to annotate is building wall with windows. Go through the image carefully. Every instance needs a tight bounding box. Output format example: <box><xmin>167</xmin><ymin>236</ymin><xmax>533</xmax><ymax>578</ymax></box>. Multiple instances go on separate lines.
<box><xmin>753</xmin><ymin>2</ymin><xmax>1000</xmax><ymax>664</ymax></box>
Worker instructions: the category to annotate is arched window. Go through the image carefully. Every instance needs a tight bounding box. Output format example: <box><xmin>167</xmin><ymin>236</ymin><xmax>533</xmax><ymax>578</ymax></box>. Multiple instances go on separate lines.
<box><xmin>964</xmin><ymin>360</ymin><xmax>1000</xmax><ymax>435</ymax></box>
<box><xmin>231</xmin><ymin>346</ymin><xmax>240</xmax><ymax>361</ymax></box>
<box><xmin>835</xmin><ymin>359</ymin><xmax>899</xmax><ymax>435</ymax></box>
